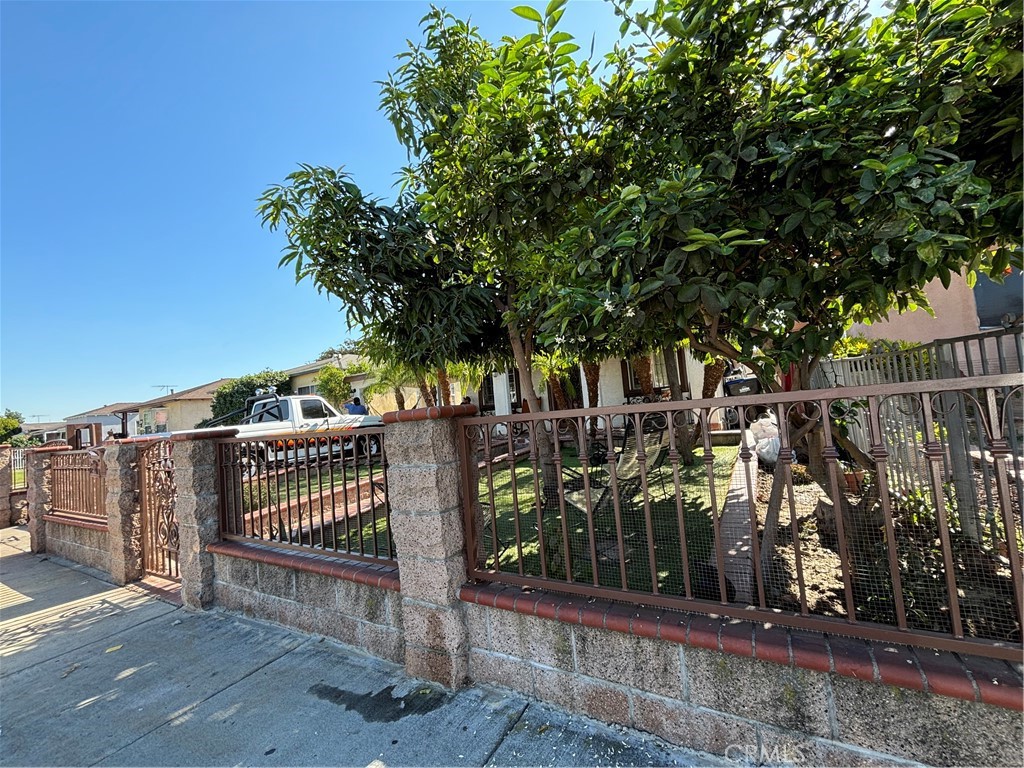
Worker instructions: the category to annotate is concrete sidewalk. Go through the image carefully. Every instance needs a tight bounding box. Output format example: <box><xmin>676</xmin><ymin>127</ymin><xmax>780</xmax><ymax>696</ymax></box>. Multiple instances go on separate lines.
<box><xmin>0</xmin><ymin>528</ymin><xmax>725</xmax><ymax>767</ymax></box>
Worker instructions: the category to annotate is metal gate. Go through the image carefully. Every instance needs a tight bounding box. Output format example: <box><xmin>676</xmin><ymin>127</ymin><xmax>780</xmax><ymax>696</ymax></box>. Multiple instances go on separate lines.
<box><xmin>139</xmin><ymin>440</ymin><xmax>179</xmax><ymax>580</ymax></box>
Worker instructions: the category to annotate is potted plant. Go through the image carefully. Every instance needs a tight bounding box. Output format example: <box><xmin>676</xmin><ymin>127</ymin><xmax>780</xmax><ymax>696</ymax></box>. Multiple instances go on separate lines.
<box><xmin>841</xmin><ymin>461</ymin><xmax>866</xmax><ymax>494</ymax></box>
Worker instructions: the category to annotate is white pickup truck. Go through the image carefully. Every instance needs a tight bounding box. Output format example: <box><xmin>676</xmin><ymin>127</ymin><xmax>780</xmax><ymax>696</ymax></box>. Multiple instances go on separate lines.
<box><xmin>204</xmin><ymin>390</ymin><xmax>382</xmax><ymax>466</ymax></box>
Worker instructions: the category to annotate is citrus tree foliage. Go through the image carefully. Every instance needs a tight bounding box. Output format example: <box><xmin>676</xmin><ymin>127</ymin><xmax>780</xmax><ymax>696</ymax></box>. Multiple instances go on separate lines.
<box><xmin>204</xmin><ymin>371</ymin><xmax>292</xmax><ymax>426</ymax></box>
<box><xmin>541</xmin><ymin>0</ymin><xmax>1023</xmax><ymax>390</ymax></box>
<box><xmin>260</xmin><ymin>168</ymin><xmax>504</xmax><ymax>369</ymax></box>
<box><xmin>314</xmin><ymin>365</ymin><xmax>352</xmax><ymax>409</ymax></box>
<box><xmin>261</xmin><ymin>3</ymin><xmax>625</xmax><ymax>413</ymax></box>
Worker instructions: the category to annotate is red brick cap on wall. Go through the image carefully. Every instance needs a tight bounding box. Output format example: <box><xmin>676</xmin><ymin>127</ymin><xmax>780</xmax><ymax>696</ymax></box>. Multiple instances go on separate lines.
<box><xmin>207</xmin><ymin>540</ymin><xmax>400</xmax><ymax>592</ymax></box>
<box><xmin>382</xmin><ymin>404</ymin><xmax>477</xmax><ymax>424</ymax></box>
<box><xmin>460</xmin><ymin>582</ymin><xmax>1024</xmax><ymax>712</ymax></box>
<box><xmin>114</xmin><ymin>428</ymin><xmax>240</xmax><ymax>445</ymax></box>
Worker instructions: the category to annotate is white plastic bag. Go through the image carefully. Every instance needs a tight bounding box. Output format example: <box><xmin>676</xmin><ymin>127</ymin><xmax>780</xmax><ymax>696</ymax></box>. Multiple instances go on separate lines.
<box><xmin>750</xmin><ymin>414</ymin><xmax>779</xmax><ymax>441</ymax></box>
<box><xmin>755</xmin><ymin>436</ymin><xmax>781</xmax><ymax>465</ymax></box>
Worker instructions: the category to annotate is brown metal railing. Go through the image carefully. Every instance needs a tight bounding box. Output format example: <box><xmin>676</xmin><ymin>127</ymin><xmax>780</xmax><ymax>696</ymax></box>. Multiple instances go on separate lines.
<box><xmin>11</xmin><ymin>448</ymin><xmax>27</xmax><ymax>490</ymax></box>
<box><xmin>216</xmin><ymin>427</ymin><xmax>393</xmax><ymax>564</ymax></box>
<box><xmin>458</xmin><ymin>374</ymin><xmax>1023</xmax><ymax>660</ymax></box>
<box><xmin>50</xmin><ymin>449</ymin><xmax>106</xmax><ymax>522</ymax></box>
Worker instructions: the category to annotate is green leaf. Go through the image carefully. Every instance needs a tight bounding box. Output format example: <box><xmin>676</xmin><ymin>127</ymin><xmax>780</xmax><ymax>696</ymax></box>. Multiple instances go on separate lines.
<box><xmin>948</xmin><ymin>5</ymin><xmax>987</xmax><ymax>21</ymax></box>
<box><xmin>512</xmin><ymin>5</ymin><xmax>542</xmax><ymax>23</ymax></box>
<box><xmin>544</xmin><ymin>0</ymin><xmax>567</xmax><ymax>18</ymax></box>
<box><xmin>620</xmin><ymin>185</ymin><xmax>642</xmax><ymax>201</ymax></box>
<box><xmin>917</xmin><ymin>241</ymin><xmax>941</xmax><ymax>267</ymax></box>
<box><xmin>781</xmin><ymin>212</ymin><xmax>804</xmax><ymax>235</ymax></box>
<box><xmin>554</xmin><ymin>43</ymin><xmax>580</xmax><ymax>57</ymax></box>
<box><xmin>661</xmin><ymin>16</ymin><xmax>687</xmax><ymax>38</ymax></box>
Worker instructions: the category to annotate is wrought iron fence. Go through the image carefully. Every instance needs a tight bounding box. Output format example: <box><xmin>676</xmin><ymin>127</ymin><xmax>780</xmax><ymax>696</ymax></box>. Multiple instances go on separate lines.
<box><xmin>50</xmin><ymin>449</ymin><xmax>106</xmax><ymax>522</ymax></box>
<box><xmin>11</xmin><ymin>448</ymin><xmax>27</xmax><ymax>490</ymax></box>
<box><xmin>812</xmin><ymin>326</ymin><xmax>1023</xmax><ymax>550</ymax></box>
<box><xmin>458</xmin><ymin>374</ymin><xmax>1022</xmax><ymax>660</ymax></box>
<box><xmin>139</xmin><ymin>440</ymin><xmax>179</xmax><ymax>580</ymax></box>
<box><xmin>216</xmin><ymin>427</ymin><xmax>393</xmax><ymax>564</ymax></box>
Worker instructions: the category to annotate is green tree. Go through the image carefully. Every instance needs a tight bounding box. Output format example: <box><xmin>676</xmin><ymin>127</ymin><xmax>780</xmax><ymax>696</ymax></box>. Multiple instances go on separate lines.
<box><xmin>0</xmin><ymin>409</ymin><xmax>23</xmax><ymax>443</ymax></box>
<box><xmin>314</xmin><ymin>365</ymin><xmax>353</xmax><ymax>409</ymax></box>
<box><xmin>317</xmin><ymin>340</ymin><xmax>361</xmax><ymax>360</ymax></box>
<box><xmin>0</xmin><ymin>409</ymin><xmax>22</xmax><ymax>444</ymax></box>
<box><xmin>200</xmin><ymin>371</ymin><xmax>292</xmax><ymax>427</ymax></box>
<box><xmin>543</xmin><ymin>0</ymin><xmax>1022</xmax><ymax>391</ymax></box>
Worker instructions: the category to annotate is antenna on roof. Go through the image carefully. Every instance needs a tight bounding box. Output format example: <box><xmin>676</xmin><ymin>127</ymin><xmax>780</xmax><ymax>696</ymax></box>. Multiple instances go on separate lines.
<box><xmin>152</xmin><ymin>385</ymin><xmax>177</xmax><ymax>395</ymax></box>
<box><xmin>29</xmin><ymin>414</ymin><xmax>48</xmax><ymax>422</ymax></box>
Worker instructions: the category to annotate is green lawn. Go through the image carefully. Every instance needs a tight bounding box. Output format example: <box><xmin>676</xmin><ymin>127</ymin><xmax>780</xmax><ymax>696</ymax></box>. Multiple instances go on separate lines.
<box><xmin>11</xmin><ymin>468</ymin><xmax>26</xmax><ymax>489</ymax></box>
<box><xmin>239</xmin><ymin>463</ymin><xmax>382</xmax><ymax>513</ymax></box>
<box><xmin>476</xmin><ymin>443</ymin><xmax>739</xmax><ymax>596</ymax></box>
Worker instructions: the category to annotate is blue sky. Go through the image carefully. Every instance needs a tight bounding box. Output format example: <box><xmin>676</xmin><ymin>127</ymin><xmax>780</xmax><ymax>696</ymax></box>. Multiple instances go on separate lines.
<box><xmin>1</xmin><ymin>0</ymin><xmax>629</xmax><ymax>421</ymax></box>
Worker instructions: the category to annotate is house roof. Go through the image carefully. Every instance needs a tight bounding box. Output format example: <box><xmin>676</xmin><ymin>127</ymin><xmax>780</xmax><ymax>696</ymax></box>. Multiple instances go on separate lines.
<box><xmin>130</xmin><ymin>378</ymin><xmax>235</xmax><ymax>410</ymax></box>
<box><xmin>64</xmin><ymin>402</ymin><xmax>141</xmax><ymax>420</ymax></box>
<box><xmin>20</xmin><ymin>421</ymin><xmax>67</xmax><ymax>435</ymax></box>
<box><xmin>285</xmin><ymin>355</ymin><xmax>362</xmax><ymax>377</ymax></box>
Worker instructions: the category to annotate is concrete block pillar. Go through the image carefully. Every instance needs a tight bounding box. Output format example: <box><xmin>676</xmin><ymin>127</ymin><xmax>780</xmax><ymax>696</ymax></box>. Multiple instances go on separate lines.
<box><xmin>0</xmin><ymin>445</ymin><xmax>12</xmax><ymax>529</ymax></box>
<box><xmin>385</xmin><ymin>406</ymin><xmax>476</xmax><ymax>689</ymax></box>
<box><xmin>105</xmin><ymin>443</ymin><xmax>143</xmax><ymax>585</ymax></box>
<box><xmin>26</xmin><ymin>446</ymin><xmax>67</xmax><ymax>553</ymax></box>
<box><xmin>174</xmin><ymin>438</ymin><xmax>221</xmax><ymax>610</ymax></box>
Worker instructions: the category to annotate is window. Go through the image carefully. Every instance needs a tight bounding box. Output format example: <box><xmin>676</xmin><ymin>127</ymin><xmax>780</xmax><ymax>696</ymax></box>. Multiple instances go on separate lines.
<box><xmin>296</xmin><ymin>385</ymin><xmax>318</xmax><ymax>395</ymax></box>
<box><xmin>301</xmin><ymin>399</ymin><xmax>330</xmax><ymax>420</ymax></box>
<box><xmin>621</xmin><ymin>352</ymin><xmax>690</xmax><ymax>397</ymax></box>
<box><xmin>250</xmin><ymin>399</ymin><xmax>289</xmax><ymax>423</ymax></box>
<box><xmin>478</xmin><ymin>375</ymin><xmax>496</xmax><ymax>411</ymax></box>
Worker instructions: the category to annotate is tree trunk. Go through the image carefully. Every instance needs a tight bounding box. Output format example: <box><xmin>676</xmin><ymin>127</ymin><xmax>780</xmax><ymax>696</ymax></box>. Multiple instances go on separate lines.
<box><xmin>662</xmin><ymin>346</ymin><xmax>698</xmax><ymax>465</ymax></box>
<box><xmin>583</xmin><ymin>361</ymin><xmax>601</xmax><ymax>440</ymax></box>
<box><xmin>702</xmin><ymin>358</ymin><xmax>727</xmax><ymax>398</ymax></box>
<box><xmin>437</xmin><ymin>369</ymin><xmax>451</xmax><ymax>406</ymax></box>
<box><xmin>393</xmin><ymin>387</ymin><xmax>406</xmax><ymax>411</ymax></box>
<box><xmin>547</xmin><ymin>374</ymin><xmax>569</xmax><ymax>411</ymax></box>
<box><xmin>583</xmin><ymin>362</ymin><xmax>600</xmax><ymax>408</ymax></box>
<box><xmin>631</xmin><ymin>355</ymin><xmax>655</xmax><ymax>399</ymax></box>
<box><xmin>507</xmin><ymin>325</ymin><xmax>557</xmax><ymax>513</ymax></box>
<box><xmin>417</xmin><ymin>376</ymin><xmax>435</xmax><ymax>408</ymax></box>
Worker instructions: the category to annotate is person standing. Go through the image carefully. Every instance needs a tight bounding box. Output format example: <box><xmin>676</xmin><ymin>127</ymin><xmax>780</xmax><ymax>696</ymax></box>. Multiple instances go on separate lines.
<box><xmin>345</xmin><ymin>397</ymin><xmax>368</xmax><ymax>415</ymax></box>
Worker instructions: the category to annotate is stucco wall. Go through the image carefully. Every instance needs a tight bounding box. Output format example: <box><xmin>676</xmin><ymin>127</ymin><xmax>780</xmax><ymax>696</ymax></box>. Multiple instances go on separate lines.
<box><xmin>849</xmin><ymin>274</ymin><xmax>981</xmax><ymax>345</ymax></box>
<box><xmin>166</xmin><ymin>400</ymin><xmax>214</xmax><ymax>432</ymax></box>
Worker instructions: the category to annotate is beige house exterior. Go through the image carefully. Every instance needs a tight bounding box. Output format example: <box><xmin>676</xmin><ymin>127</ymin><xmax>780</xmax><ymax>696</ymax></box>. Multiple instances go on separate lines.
<box><xmin>848</xmin><ymin>269</ymin><xmax>1022</xmax><ymax>345</ymax></box>
<box><xmin>130</xmin><ymin>378</ymin><xmax>233</xmax><ymax>434</ymax></box>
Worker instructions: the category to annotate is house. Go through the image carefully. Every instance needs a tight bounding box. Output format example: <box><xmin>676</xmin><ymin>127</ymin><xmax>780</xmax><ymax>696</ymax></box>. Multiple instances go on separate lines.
<box><xmin>475</xmin><ymin>349</ymin><xmax>718</xmax><ymax>417</ymax></box>
<box><xmin>285</xmin><ymin>355</ymin><xmax>362</xmax><ymax>396</ymax></box>
<box><xmin>18</xmin><ymin>421</ymin><xmax>67</xmax><ymax>443</ymax></box>
<box><xmin>128</xmin><ymin>378</ymin><xmax>234</xmax><ymax>433</ymax></box>
<box><xmin>848</xmin><ymin>268</ymin><xmax>1022</xmax><ymax>345</ymax></box>
<box><xmin>65</xmin><ymin>402</ymin><xmax>140</xmax><ymax>439</ymax></box>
